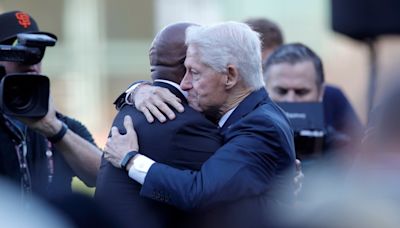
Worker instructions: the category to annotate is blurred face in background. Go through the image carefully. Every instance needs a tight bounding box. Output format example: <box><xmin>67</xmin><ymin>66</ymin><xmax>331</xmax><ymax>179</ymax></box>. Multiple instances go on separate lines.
<box><xmin>265</xmin><ymin>60</ymin><xmax>323</xmax><ymax>102</ymax></box>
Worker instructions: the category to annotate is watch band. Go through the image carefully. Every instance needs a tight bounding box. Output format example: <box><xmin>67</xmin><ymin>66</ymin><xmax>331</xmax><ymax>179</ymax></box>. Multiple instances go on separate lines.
<box><xmin>47</xmin><ymin>122</ymin><xmax>68</xmax><ymax>143</ymax></box>
<box><xmin>120</xmin><ymin>150</ymin><xmax>139</xmax><ymax>171</ymax></box>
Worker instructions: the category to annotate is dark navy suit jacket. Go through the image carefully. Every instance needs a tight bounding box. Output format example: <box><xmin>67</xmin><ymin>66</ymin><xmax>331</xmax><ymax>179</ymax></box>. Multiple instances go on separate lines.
<box><xmin>95</xmin><ymin>81</ymin><xmax>223</xmax><ymax>228</ymax></box>
<box><xmin>140</xmin><ymin>88</ymin><xmax>296</xmax><ymax>227</ymax></box>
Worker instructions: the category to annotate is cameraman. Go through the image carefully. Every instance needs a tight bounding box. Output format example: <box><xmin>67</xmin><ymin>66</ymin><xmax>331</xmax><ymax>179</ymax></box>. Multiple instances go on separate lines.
<box><xmin>263</xmin><ymin>43</ymin><xmax>353</xmax><ymax>172</ymax></box>
<box><xmin>0</xmin><ymin>11</ymin><xmax>101</xmax><ymax>200</ymax></box>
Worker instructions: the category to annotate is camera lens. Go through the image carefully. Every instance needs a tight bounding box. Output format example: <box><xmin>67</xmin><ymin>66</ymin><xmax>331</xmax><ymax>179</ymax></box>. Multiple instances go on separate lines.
<box><xmin>0</xmin><ymin>74</ymin><xmax>50</xmax><ymax>117</ymax></box>
<box><xmin>5</xmin><ymin>84</ymin><xmax>35</xmax><ymax>113</ymax></box>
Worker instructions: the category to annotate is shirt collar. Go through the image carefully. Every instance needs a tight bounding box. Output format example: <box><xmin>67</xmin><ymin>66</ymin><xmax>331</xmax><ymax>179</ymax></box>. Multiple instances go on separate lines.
<box><xmin>154</xmin><ymin>79</ymin><xmax>188</xmax><ymax>98</ymax></box>
<box><xmin>218</xmin><ymin>107</ymin><xmax>237</xmax><ymax>128</ymax></box>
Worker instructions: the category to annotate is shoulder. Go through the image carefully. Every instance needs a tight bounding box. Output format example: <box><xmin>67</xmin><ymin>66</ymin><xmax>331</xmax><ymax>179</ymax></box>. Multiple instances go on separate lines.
<box><xmin>227</xmin><ymin>101</ymin><xmax>294</xmax><ymax>152</ymax></box>
<box><xmin>114</xmin><ymin>103</ymin><xmax>219</xmax><ymax>136</ymax></box>
<box><xmin>57</xmin><ymin>113</ymin><xmax>88</xmax><ymax>131</ymax></box>
<box><xmin>324</xmin><ymin>85</ymin><xmax>349</xmax><ymax>104</ymax></box>
<box><xmin>246</xmin><ymin>101</ymin><xmax>292</xmax><ymax>133</ymax></box>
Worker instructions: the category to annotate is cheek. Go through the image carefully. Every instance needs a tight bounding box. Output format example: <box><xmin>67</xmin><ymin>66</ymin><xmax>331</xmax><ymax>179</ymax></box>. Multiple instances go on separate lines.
<box><xmin>269</xmin><ymin>90</ymin><xmax>285</xmax><ymax>100</ymax></box>
<box><xmin>308</xmin><ymin>89</ymin><xmax>321</xmax><ymax>99</ymax></box>
<box><xmin>193</xmin><ymin>81</ymin><xmax>211</xmax><ymax>97</ymax></box>
<box><xmin>35</xmin><ymin>64</ymin><xmax>42</xmax><ymax>72</ymax></box>
<box><xmin>272</xmin><ymin>94</ymin><xmax>286</xmax><ymax>102</ymax></box>
<box><xmin>190</xmin><ymin>83</ymin><xmax>213</xmax><ymax>109</ymax></box>
<box><xmin>3</xmin><ymin>63</ymin><xmax>15</xmax><ymax>74</ymax></box>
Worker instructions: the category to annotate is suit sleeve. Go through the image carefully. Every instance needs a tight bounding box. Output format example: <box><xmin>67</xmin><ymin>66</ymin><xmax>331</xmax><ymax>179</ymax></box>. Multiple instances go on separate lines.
<box><xmin>139</xmin><ymin>114</ymin><xmax>294</xmax><ymax>210</ymax></box>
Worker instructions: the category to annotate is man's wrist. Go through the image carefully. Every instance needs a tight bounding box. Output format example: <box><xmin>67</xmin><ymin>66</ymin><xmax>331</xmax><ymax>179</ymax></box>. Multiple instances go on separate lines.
<box><xmin>120</xmin><ymin>150</ymin><xmax>139</xmax><ymax>171</ymax></box>
<box><xmin>128</xmin><ymin>81</ymin><xmax>152</xmax><ymax>104</ymax></box>
<box><xmin>125</xmin><ymin>156</ymin><xmax>136</xmax><ymax>171</ymax></box>
<box><xmin>127</xmin><ymin>154</ymin><xmax>155</xmax><ymax>185</ymax></box>
<box><xmin>113</xmin><ymin>81</ymin><xmax>152</xmax><ymax>110</ymax></box>
<box><xmin>47</xmin><ymin>122</ymin><xmax>68</xmax><ymax>143</ymax></box>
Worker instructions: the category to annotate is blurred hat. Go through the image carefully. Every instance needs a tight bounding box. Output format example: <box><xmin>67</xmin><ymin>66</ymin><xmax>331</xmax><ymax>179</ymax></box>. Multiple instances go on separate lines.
<box><xmin>0</xmin><ymin>10</ymin><xmax>57</xmax><ymax>44</ymax></box>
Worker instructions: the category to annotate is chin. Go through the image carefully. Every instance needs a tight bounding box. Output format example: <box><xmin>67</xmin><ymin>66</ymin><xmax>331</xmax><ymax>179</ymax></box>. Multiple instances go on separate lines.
<box><xmin>189</xmin><ymin>103</ymin><xmax>202</xmax><ymax>112</ymax></box>
<box><xmin>188</xmin><ymin>101</ymin><xmax>202</xmax><ymax>112</ymax></box>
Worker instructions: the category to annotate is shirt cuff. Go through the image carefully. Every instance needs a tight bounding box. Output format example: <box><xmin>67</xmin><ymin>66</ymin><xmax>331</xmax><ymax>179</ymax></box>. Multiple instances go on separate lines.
<box><xmin>128</xmin><ymin>154</ymin><xmax>155</xmax><ymax>184</ymax></box>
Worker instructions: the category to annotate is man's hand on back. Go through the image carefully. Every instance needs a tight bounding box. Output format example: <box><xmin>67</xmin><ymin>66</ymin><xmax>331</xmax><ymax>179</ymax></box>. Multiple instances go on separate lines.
<box><xmin>104</xmin><ymin>115</ymin><xmax>139</xmax><ymax>168</ymax></box>
<box><xmin>132</xmin><ymin>84</ymin><xmax>184</xmax><ymax>123</ymax></box>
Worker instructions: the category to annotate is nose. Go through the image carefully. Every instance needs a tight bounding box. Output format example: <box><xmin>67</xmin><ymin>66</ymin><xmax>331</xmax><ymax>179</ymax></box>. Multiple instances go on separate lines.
<box><xmin>180</xmin><ymin>72</ymin><xmax>192</xmax><ymax>91</ymax></box>
<box><xmin>283</xmin><ymin>90</ymin><xmax>299</xmax><ymax>102</ymax></box>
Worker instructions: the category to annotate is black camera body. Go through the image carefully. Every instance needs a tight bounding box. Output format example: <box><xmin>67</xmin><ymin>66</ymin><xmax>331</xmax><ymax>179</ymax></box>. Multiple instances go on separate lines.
<box><xmin>0</xmin><ymin>33</ymin><xmax>56</xmax><ymax>117</ymax></box>
<box><xmin>0</xmin><ymin>73</ymin><xmax>49</xmax><ymax>117</ymax></box>
<box><xmin>277</xmin><ymin>102</ymin><xmax>326</xmax><ymax>160</ymax></box>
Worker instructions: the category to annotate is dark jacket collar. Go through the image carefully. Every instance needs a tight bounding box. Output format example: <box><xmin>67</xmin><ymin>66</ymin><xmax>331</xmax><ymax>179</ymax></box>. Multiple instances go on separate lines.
<box><xmin>221</xmin><ymin>88</ymin><xmax>270</xmax><ymax>133</ymax></box>
<box><xmin>153</xmin><ymin>81</ymin><xmax>188</xmax><ymax>104</ymax></box>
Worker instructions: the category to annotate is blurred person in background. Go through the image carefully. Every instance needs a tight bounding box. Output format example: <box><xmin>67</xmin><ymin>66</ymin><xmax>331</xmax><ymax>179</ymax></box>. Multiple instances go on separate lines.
<box><xmin>263</xmin><ymin>43</ymin><xmax>353</xmax><ymax>151</ymax></box>
<box><xmin>244</xmin><ymin>17</ymin><xmax>283</xmax><ymax>65</ymax></box>
<box><xmin>0</xmin><ymin>10</ymin><xmax>101</xmax><ymax>203</ymax></box>
<box><xmin>245</xmin><ymin>17</ymin><xmax>362</xmax><ymax>139</ymax></box>
<box><xmin>263</xmin><ymin>43</ymin><xmax>356</xmax><ymax>198</ymax></box>
<box><xmin>264</xmin><ymin>43</ymin><xmax>326</xmax><ymax>104</ymax></box>
<box><xmin>275</xmin><ymin>83</ymin><xmax>400</xmax><ymax>227</ymax></box>
<box><xmin>356</xmin><ymin>79</ymin><xmax>400</xmax><ymax>183</ymax></box>
<box><xmin>0</xmin><ymin>178</ymin><xmax>72</xmax><ymax>228</ymax></box>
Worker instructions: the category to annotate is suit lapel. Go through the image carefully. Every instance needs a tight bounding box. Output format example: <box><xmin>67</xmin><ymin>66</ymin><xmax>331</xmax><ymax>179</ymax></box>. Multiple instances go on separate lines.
<box><xmin>220</xmin><ymin>88</ymin><xmax>270</xmax><ymax>133</ymax></box>
<box><xmin>153</xmin><ymin>81</ymin><xmax>188</xmax><ymax>104</ymax></box>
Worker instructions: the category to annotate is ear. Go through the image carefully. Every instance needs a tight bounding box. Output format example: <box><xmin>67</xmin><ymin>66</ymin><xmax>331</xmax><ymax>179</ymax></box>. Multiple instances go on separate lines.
<box><xmin>225</xmin><ymin>64</ymin><xmax>239</xmax><ymax>89</ymax></box>
<box><xmin>318</xmin><ymin>83</ymin><xmax>325</xmax><ymax>102</ymax></box>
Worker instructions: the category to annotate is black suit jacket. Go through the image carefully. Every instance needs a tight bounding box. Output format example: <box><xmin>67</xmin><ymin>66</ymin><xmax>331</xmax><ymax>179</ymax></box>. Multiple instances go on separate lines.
<box><xmin>95</xmin><ymin>81</ymin><xmax>223</xmax><ymax>228</ymax></box>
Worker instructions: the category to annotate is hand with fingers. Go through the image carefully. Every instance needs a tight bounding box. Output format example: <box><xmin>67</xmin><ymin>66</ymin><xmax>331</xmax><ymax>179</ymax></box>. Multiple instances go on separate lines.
<box><xmin>17</xmin><ymin>97</ymin><xmax>64</xmax><ymax>138</ymax></box>
<box><xmin>132</xmin><ymin>84</ymin><xmax>184</xmax><ymax>123</ymax></box>
<box><xmin>104</xmin><ymin>115</ymin><xmax>139</xmax><ymax>168</ymax></box>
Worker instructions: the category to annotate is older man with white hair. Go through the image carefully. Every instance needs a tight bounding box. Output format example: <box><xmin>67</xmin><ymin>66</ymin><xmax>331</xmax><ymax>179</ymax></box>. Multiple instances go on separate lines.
<box><xmin>104</xmin><ymin>21</ymin><xmax>296</xmax><ymax>227</ymax></box>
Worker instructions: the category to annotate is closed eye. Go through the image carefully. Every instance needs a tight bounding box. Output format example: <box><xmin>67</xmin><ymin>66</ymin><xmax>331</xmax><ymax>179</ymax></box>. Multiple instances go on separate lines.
<box><xmin>275</xmin><ymin>87</ymin><xmax>288</xmax><ymax>95</ymax></box>
<box><xmin>294</xmin><ymin>89</ymin><xmax>310</xmax><ymax>96</ymax></box>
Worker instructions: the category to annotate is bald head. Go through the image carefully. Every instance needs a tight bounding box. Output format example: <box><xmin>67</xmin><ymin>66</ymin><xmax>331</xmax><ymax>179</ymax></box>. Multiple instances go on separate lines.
<box><xmin>149</xmin><ymin>22</ymin><xmax>198</xmax><ymax>84</ymax></box>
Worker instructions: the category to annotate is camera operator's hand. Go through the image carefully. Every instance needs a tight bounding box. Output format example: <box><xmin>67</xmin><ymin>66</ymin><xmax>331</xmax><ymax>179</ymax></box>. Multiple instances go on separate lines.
<box><xmin>18</xmin><ymin>96</ymin><xmax>101</xmax><ymax>186</ymax></box>
<box><xmin>17</xmin><ymin>97</ymin><xmax>63</xmax><ymax>137</ymax></box>
<box><xmin>132</xmin><ymin>84</ymin><xmax>184</xmax><ymax>123</ymax></box>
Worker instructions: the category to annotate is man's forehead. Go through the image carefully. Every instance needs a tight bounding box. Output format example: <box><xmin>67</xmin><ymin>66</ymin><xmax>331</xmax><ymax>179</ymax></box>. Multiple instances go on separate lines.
<box><xmin>186</xmin><ymin>45</ymin><xmax>199</xmax><ymax>57</ymax></box>
<box><xmin>185</xmin><ymin>45</ymin><xmax>201</xmax><ymax>65</ymax></box>
<box><xmin>268</xmin><ymin>61</ymin><xmax>317</xmax><ymax>81</ymax></box>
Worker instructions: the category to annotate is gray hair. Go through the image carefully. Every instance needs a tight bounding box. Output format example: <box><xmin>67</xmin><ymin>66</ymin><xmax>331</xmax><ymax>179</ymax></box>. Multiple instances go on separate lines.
<box><xmin>185</xmin><ymin>21</ymin><xmax>264</xmax><ymax>90</ymax></box>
